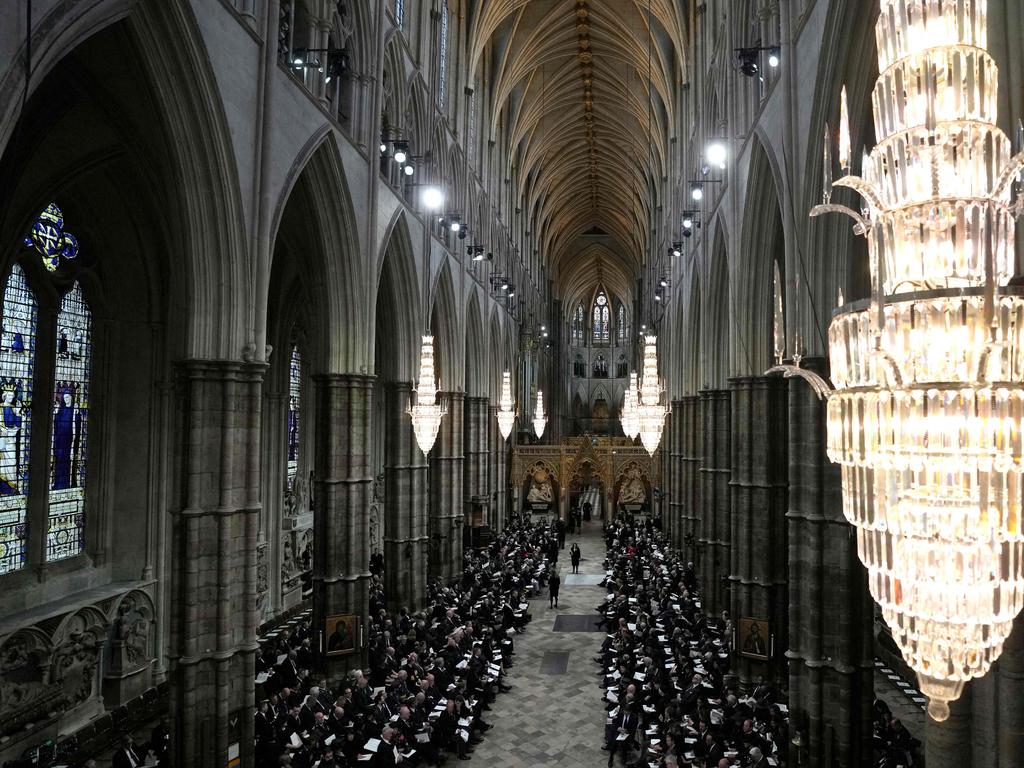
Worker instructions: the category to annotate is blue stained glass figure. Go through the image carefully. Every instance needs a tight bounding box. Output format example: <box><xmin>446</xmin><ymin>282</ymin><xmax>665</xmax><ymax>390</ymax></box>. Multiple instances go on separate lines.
<box><xmin>0</xmin><ymin>265</ymin><xmax>37</xmax><ymax>575</ymax></box>
<box><xmin>287</xmin><ymin>346</ymin><xmax>301</xmax><ymax>491</ymax></box>
<box><xmin>593</xmin><ymin>291</ymin><xmax>610</xmax><ymax>343</ymax></box>
<box><xmin>24</xmin><ymin>203</ymin><xmax>78</xmax><ymax>272</ymax></box>
<box><xmin>47</xmin><ymin>282</ymin><xmax>90</xmax><ymax>563</ymax></box>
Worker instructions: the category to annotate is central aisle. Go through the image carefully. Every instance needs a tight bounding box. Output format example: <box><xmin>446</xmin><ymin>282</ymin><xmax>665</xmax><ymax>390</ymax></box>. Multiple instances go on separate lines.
<box><xmin>469</xmin><ymin>521</ymin><xmax>608</xmax><ymax>767</ymax></box>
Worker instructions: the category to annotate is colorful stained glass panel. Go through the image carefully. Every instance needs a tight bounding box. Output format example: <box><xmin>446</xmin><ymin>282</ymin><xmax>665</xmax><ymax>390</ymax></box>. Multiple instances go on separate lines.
<box><xmin>47</xmin><ymin>283</ymin><xmax>90</xmax><ymax>562</ymax></box>
<box><xmin>24</xmin><ymin>203</ymin><xmax>78</xmax><ymax>272</ymax></box>
<box><xmin>0</xmin><ymin>265</ymin><xmax>37</xmax><ymax>574</ymax></box>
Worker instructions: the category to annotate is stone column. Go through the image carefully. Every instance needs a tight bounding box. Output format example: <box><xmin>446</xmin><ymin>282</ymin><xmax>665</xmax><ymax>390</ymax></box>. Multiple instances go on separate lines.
<box><xmin>168</xmin><ymin>360</ymin><xmax>264</xmax><ymax>768</ymax></box>
<box><xmin>490</xmin><ymin>406</ymin><xmax>506</xmax><ymax>529</ymax></box>
<box><xmin>383</xmin><ymin>382</ymin><xmax>428</xmax><ymax>611</ymax></box>
<box><xmin>728</xmin><ymin>376</ymin><xmax>788</xmax><ymax>683</ymax></box>
<box><xmin>429</xmin><ymin>392</ymin><xmax>464</xmax><ymax>584</ymax></box>
<box><xmin>783</xmin><ymin>359</ymin><xmax>873</xmax><ymax>767</ymax></box>
<box><xmin>312</xmin><ymin>373</ymin><xmax>373</xmax><ymax>676</ymax></box>
<box><xmin>679</xmin><ymin>395</ymin><xmax>702</xmax><ymax>550</ymax></box>
<box><xmin>463</xmin><ymin>397</ymin><xmax>489</xmax><ymax>528</ymax></box>
<box><xmin>666</xmin><ymin>402</ymin><xmax>682</xmax><ymax>544</ymax></box>
<box><xmin>698</xmin><ymin>389</ymin><xmax>731</xmax><ymax>616</ymax></box>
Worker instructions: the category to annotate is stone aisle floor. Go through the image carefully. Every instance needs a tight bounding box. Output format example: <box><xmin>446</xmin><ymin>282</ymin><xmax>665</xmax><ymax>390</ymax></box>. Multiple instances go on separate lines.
<box><xmin>468</xmin><ymin>521</ymin><xmax>608</xmax><ymax>768</ymax></box>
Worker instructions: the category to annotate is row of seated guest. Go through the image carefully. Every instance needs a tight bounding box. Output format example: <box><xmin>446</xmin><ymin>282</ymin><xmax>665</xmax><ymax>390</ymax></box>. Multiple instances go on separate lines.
<box><xmin>253</xmin><ymin>521</ymin><xmax>559</xmax><ymax>767</ymax></box>
<box><xmin>595</xmin><ymin>520</ymin><xmax>790</xmax><ymax>768</ymax></box>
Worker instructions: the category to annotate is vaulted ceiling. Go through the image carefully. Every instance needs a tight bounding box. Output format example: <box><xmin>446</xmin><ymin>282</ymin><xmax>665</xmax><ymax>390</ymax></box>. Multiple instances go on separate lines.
<box><xmin>468</xmin><ymin>0</ymin><xmax>688</xmax><ymax>303</ymax></box>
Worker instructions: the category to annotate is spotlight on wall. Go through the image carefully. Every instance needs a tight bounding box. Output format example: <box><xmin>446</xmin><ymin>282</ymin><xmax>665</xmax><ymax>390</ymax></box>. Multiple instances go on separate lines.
<box><xmin>380</xmin><ymin>142</ymin><xmax>390</xmax><ymax>155</ymax></box>
<box><xmin>393</xmin><ymin>143</ymin><xmax>408</xmax><ymax>164</ymax></box>
<box><xmin>421</xmin><ymin>186</ymin><xmax>445</xmax><ymax>210</ymax></box>
<box><xmin>690</xmin><ymin>183</ymin><xmax>704</xmax><ymax>202</ymax></box>
<box><xmin>404</xmin><ymin>165</ymin><xmax>415</xmax><ymax>176</ymax></box>
<box><xmin>325</xmin><ymin>48</ymin><xmax>351</xmax><ymax>83</ymax></box>
<box><xmin>705</xmin><ymin>140</ymin><xmax>727</xmax><ymax>170</ymax></box>
<box><xmin>768</xmin><ymin>47</ymin><xmax>781</xmax><ymax>68</ymax></box>
<box><xmin>507</xmin><ymin>285</ymin><xmax>516</xmax><ymax>298</ymax></box>
<box><xmin>670</xmin><ymin>243</ymin><xmax>683</xmax><ymax>257</ymax></box>
<box><xmin>737</xmin><ymin>47</ymin><xmax>760</xmax><ymax>77</ymax></box>
<box><xmin>450</xmin><ymin>220</ymin><xmax>461</xmax><ymax>232</ymax></box>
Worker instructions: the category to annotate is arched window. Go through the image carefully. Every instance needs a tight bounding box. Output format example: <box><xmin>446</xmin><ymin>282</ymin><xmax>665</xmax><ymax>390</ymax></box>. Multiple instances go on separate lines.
<box><xmin>592</xmin><ymin>291</ymin><xmax>610</xmax><ymax>344</ymax></box>
<box><xmin>0</xmin><ymin>264</ymin><xmax>37</xmax><ymax>574</ymax></box>
<box><xmin>616</xmin><ymin>302</ymin><xmax>627</xmax><ymax>344</ymax></box>
<box><xmin>438</xmin><ymin>1</ymin><xmax>450</xmax><ymax>107</ymax></box>
<box><xmin>287</xmin><ymin>345</ymin><xmax>302</xmax><ymax>494</ymax></box>
<box><xmin>0</xmin><ymin>203</ymin><xmax>95</xmax><ymax>573</ymax></box>
<box><xmin>394</xmin><ymin>0</ymin><xmax>404</xmax><ymax>27</ymax></box>
<box><xmin>572</xmin><ymin>302</ymin><xmax>585</xmax><ymax>346</ymax></box>
<box><xmin>48</xmin><ymin>283</ymin><xmax>91</xmax><ymax>563</ymax></box>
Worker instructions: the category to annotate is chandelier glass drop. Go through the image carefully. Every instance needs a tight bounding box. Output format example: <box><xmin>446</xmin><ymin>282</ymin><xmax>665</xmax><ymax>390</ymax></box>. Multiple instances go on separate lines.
<box><xmin>533</xmin><ymin>390</ymin><xmax>547</xmax><ymax>438</ymax></box>
<box><xmin>818</xmin><ymin>0</ymin><xmax>1024</xmax><ymax>721</ymax></box>
<box><xmin>497</xmin><ymin>371</ymin><xmax>516</xmax><ymax>440</ymax></box>
<box><xmin>408</xmin><ymin>336</ymin><xmax>447</xmax><ymax>454</ymax></box>
<box><xmin>621</xmin><ymin>372</ymin><xmax>640</xmax><ymax>440</ymax></box>
<box><xmin>636</xmin><ymin>336</ymin><xmax>667</xmax><ymax>456</ymax></box>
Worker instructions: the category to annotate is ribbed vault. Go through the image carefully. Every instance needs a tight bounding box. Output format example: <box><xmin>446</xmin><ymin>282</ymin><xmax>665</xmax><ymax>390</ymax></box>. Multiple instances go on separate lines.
<box><xmin>468</xmin><ymin>0</ymin><xmax>687</xmax><ymax>300</ymax></box>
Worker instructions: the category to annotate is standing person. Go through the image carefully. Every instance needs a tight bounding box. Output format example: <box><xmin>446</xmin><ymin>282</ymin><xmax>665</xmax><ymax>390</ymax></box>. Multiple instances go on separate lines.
<box><xmin>570</xmin><ymin>543</ymin><xmax>581</xmax><ymax>574</ymax></box>
<box><xmin>548</xmin><ymin>567</ymin><xmax>561</xmax><ymax>608</ymax></box>
<box><xmin>556</xmin><ymin>516</ymin><xmax>566</xmax><ymax>549</ymax></box>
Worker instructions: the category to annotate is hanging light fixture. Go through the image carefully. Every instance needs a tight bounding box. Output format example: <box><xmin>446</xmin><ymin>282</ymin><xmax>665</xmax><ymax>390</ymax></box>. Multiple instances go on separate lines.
<box><xmin>496</xmin><ymin>371</ymin><xmax>516</xmax><ymax>440</ymax></box>
<box><xmin>636</xmin><ymin>336</ymin><xmax>667</xmax><ymax>455</ymax></box>
<box><xmin>812</xmin><ymin>0</ymin><xmax>1024</xmax><ymax>721</ymax></box>
<box><xmin>620</xmin><ymin>372</ymin><xmax>640</xmax><ymax>440</ymax></box>
<box><xmin>533</xmin><ymin>390</ymin><xmax>546</xmax><ymax>438</ymax></box>
<box><xmin>408</xmin><ymin>336</ymin><xmax>447</xmax><ymax>454</ymax></box>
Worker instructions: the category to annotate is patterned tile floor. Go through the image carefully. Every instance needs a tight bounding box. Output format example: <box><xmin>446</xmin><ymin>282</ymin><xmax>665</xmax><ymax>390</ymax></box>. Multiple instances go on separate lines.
<box><xmin>468</xmin><ymin>522</ymin><xmax>608</xmax><ymax>768</ymax></box>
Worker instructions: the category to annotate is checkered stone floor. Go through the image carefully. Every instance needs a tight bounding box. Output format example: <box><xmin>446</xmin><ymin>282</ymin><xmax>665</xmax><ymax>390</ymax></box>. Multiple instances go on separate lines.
<box><xmin>467</xmin><ymin>523</ymin><xmax>608</xmax><ymax>767</ymax></box>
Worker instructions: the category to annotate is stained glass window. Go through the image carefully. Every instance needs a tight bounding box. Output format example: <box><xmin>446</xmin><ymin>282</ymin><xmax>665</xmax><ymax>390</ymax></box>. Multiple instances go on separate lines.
<box><xmin>572</xmin><ymin>303</ymin><xmax>585</xmax><ymax>346</ymax></box>
<box><xmin>287</xmin><ymin>345</ymin><xmax>301</xmax><ymax>494</ymax></box>
<box><xmin>438</xmin><ymin>2</ymin><xmax>449</xmax><ymax>107</ymax></box>
<box><xmin>46</xmin><ymin>283</ymin><xmax>90</xmax><ymax>563</ymax></box>
<box><xmin>24</xmin><ymin>203</ymin><xmax>78</xmax><ymax>273</ymax></box>
<box><xmin>593</xmin><ymin>291</ymin><xmax>610</xmax><ymax>343</ymax></box>
<box><xmin>0</xmin><ymin>265</ymin><xmax>37</xmax><ymax>575</ymax></box>
<box><xmin>395</xmin><ymin>0</ymin><xmax>404</xmax><ymax>27</ymax></box>
<box><xmin>617</xmin><ymin>302</ymin><xmax>626</xmax><ymax>343</ymax></box>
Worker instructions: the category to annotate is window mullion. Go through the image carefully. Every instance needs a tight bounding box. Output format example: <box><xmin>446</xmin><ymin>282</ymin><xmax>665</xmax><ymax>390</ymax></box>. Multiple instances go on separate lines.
<box><xmin>28</xmin><ymin>303</ymin><xmax>57</xmax><ymax>576</ymax></box>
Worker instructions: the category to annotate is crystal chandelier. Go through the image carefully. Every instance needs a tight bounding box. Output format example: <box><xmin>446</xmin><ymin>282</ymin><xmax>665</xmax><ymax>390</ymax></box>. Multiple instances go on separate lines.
<box><xmin>636</xmin><ymin>336</ymin><xmax>667</xmax><ymax>456</ymax></box>
<box><xmin>533</xmin><ymin>389</ymin><xmax>547</xmax><ymax>438</ymax></box>
<box><xmin>815</xmin><ymin>0</ymin><xmax>1024</xmax><ymax>721</ymax></box>
<box><xmin>496</xmin><ymin>370</ymin><xmax>516</xmax><ymax>440</ymax></box>
<box><xmin>620</xmin><ymin>372</ymin><xmax>640</xmax><ymax>440</ymax></box>
<box><xmin>408</xmin><ymin>336</ymin><xmax>447</xmax><ymax>454</ymax></box>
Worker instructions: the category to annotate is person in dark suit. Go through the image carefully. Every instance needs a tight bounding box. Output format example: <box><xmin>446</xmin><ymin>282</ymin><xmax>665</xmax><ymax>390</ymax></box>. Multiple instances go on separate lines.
<box><xmin>150</xmin><ymin>716</ymin><xmax>171</xmax><ymax>765</ymax></box>
<box><xmin>548</xmin><ymin>568</ymin><xmax>561</xmax><ymax>608</ymax></box>
<box><xmin>112</xmin><ymin>735</ymin><xmax>144</xmax><ymax>768</ymax></box>
<box><xmin>570</xmin><ymin>543</ymin><xmax>581</xmax><ymax>574</ymax></box>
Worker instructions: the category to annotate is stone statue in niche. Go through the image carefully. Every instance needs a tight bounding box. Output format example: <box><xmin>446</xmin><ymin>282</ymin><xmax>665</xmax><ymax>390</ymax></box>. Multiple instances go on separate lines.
<box><xmin>619</xmin><ymin>465</ymin><xmax>646</xmax><ymax>505</ymax></box>
<box><xmin>369</xmin><ymin>504</ymin><xmax>381</xmax><ymax>556</ymax></box>
<box><xmin>292</xmin><ymin>476</ymin><xmax>308</xmax><ymax>516</ymax></box>
<box><xmin>112</xmin><ymin>598</ymin><xmax>150</xmax><ymax>669</ymax></box>
<box><xmin>52</xmin><ymin>624</ymin><xmax>101</xmax><ymax>708</ymax></box>
<box><xmin>256</xmin><ymin>543</ymin><xmax>269</xmax><ymax>618</ymax></box>
<box><xmin>0</xmin><ymin>634</ymin><xmax>54</xmax><ymax>728</ymax></box>
<box><xmin>281</xmin><ymin>539</ymin><xmax>300</xmax><ymax>586</ymax></box>
<box><xmin>527</xmin><ymin>467</ymin><xmax>554</xmax><ymax>504</ymax></box>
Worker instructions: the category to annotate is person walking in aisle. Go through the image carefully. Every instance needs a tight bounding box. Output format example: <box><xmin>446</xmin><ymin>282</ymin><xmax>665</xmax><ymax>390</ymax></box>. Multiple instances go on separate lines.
<box><xmin>570</xmin><ymin>542</ymin><xmax>581</xmax><ymax>574</ymax></box>
<box><xmin>548</xmin><ymin>567</ymin><xmax>561</xmax><ymax>608</ymax></box>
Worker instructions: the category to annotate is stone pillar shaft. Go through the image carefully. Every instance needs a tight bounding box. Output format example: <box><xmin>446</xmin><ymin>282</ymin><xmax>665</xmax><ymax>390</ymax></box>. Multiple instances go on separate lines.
<box><xmin>729</xmin><ymin>376</ymin><xmax>788</xmax><ymax>682</ymax></box>
<box><xmin>312</xmin><ymin>373</ymin><xmax>373</xmax><ymax>675</ymax></box>
<box><xmin>168</xmin><ymin>360</ymin><xmax>264</xmax><ymax>768</ymax></box>
<box><xmin>783</xmin><ymin>359</ymin><xmax>873</xmax><ymax>767</ymax></box>
<box><xmin>698</xmin><ymin>389</ymin><xmax>731</xmax><ymax>616</ymax></box>
<box><xmin>429</xmin><ymin>392</ymin><xmax>464</xmax><ymax>584</ymax></box>
<box><xmin>668</xmin><ymin>402</ymin><xmax>683</xmax><ymax>545</ymax></box>
<box><xmin>679</xmin><ymin>396</ymin><xmax>701</xmax><ymax>549</ymax></box>
<box><xmin>463</xmin><ymin>397</ymin><xmax>489</xmax><ymax>528</ymax></box>
<box><xmin>383</xmin><ymin>382</ymin><xmax>427</xmax><ymax>610</ymax></box>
